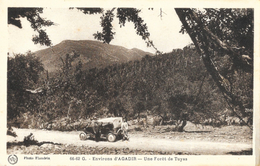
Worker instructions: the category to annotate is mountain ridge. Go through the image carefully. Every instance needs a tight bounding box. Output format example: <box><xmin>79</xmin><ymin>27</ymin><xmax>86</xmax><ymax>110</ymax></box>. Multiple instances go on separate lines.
<box><xmin>34</xmin><ymin>40</ymin><xmax>154</xmax><ymax>72</ymax></box>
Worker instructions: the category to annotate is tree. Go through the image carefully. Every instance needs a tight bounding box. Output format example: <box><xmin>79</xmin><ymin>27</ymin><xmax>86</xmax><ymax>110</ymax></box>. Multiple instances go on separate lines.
<box><xmin>8</xmin><ymin>8</ymin><xmax>54</xmax><ymax>46</ymax></box>
<box><xmin>7</xmin><ymin>52</ymin><xmax>44</xmax><ymax>120</ymax></box>
<box><xmin>108</xmin><ymin>99</ymin><xmax>126</xmax><ymax>117</ymax></box>
<box><xmin>174</xmin><ymin>9</ymin><xmax>253</xmax><ymax>128</ymax></box>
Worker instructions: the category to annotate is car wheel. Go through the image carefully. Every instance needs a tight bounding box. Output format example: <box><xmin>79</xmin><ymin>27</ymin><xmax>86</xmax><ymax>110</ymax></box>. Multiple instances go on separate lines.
<box><xmin>107</xmin><ymin>133</ymin><xmax>116</xmax><ymax>142</ymax></box>
<box><xmin>79</xmin><ymin>132</ymin><xmax>87</xmax><ymax>140</ymax></box>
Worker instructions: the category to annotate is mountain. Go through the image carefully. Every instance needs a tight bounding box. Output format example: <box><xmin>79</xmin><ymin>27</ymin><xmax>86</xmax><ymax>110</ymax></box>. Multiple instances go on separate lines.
<box><xmin>34</xmin><ymin>40</ymin><xmax>154</xmax><ymax>72</ymax></box>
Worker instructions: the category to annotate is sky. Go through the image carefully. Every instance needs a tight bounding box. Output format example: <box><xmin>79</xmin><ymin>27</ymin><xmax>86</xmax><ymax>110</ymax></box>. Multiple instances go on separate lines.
<box><xmin>8</xmin><ymin>8</ymin><xmax>192</xmax><ymax>55</ymax></box>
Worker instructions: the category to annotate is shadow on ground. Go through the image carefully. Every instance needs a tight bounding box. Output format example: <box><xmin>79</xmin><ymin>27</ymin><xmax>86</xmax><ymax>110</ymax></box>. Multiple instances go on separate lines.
<box><xmin>184</xmin><ymin>131</ymin><xmax>211</xmax><ymax>133</ymax></box>
<box><xmin>7</xmin><ymin>141</ymin><xmax>62</xmax><ymax>148</ymax></box>
<box><xmin>226</xmin><ymin>148</ymin><xmax>252</xmax><ymax>155</ymax></box>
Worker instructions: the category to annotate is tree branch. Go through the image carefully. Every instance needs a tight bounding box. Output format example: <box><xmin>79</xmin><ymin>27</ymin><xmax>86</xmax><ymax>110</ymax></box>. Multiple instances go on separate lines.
<box><xmin>175</xmin><ymin>8</ymin><xmax>247</xmax><ymax>117</ymax></box>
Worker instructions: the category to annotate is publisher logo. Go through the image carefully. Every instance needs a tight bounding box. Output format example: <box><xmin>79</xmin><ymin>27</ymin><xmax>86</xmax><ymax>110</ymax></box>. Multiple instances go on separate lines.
<box><xmin>8</xmin><ymin>155</ymin><xmax>18</xmax><ymax>165</ymax></box>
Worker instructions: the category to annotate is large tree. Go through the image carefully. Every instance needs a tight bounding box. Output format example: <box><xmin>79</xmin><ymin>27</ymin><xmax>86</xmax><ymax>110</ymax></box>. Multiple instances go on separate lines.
<box><xmin>7</xmin><ymin>52</ymin><xmax>44</xmax><ymax>121</ymax></box>
<box><xmin>174</xmin><ymin>9</ymin><xmax>253</xmax><ymax>127</ymax></box>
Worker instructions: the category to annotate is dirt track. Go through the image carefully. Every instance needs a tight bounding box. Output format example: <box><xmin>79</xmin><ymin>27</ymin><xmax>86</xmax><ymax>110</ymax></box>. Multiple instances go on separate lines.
<box><xmin>7</xmin><ymin>128</ymin><xmax>252</xmax><ymax>155</ymax></box>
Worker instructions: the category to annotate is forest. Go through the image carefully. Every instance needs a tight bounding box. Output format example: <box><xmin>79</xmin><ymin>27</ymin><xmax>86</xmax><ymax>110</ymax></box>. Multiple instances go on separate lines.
<box><xmin>7</xmin><ymin>44</ymin><xmax>253</xmax><ymax>131</ymax></box>
<box><xmin>7</xmin><ymin>8</ymin><xmax>253</xmax><ymax>132</ymax></box>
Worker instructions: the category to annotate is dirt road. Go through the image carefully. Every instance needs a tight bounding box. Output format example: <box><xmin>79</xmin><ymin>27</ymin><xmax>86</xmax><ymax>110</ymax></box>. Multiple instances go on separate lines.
<box><xmin>7</xmin><ymin>128</ymin><xmax>252</xmax><ymax>155</ymax></box>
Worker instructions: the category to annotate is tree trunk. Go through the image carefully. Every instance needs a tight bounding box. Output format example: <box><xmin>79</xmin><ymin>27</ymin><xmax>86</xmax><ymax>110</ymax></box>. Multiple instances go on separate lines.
<box><xmin>175</xmin><ymin>9</ymin><xmax>249</xmax><ymax>120</ymax></box>
<box><xmin>174</xmin><ymin>120</ymin><xmax>187</xmax><ymax>132</ymax></box>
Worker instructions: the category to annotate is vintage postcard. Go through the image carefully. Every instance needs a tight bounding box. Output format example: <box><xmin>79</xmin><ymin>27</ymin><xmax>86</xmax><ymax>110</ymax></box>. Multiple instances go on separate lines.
<box><xmin>1</xmin><ymin>0</ymin><xmax>259</xmax><ymax>165</ymax></box>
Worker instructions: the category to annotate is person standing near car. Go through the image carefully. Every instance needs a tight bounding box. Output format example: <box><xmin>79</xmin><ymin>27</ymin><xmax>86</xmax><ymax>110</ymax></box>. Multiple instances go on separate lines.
<box><xmin>121</xmin><ymin>118</ymin><xmax>129</xmax><ymax>141</ymax></box>
<box><xmin>92</xmin><ymin>117</ymin><xmax>101</xmax><ymax>142</ymax></box>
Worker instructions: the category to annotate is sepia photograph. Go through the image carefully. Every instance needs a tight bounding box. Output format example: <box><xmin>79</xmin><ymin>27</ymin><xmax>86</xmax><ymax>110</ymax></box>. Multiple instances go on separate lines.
<box><xmin>1</xmin><ymin>1</ymin><xmax>259</xmax><ymax>165</ymax></box>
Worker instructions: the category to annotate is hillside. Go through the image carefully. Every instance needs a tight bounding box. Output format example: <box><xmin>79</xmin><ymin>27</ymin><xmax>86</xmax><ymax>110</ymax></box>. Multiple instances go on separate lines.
<box><xmin>34</xmin><ymin>40</ymin><xmax>153</xmax><ymax>72</ymax></box>
<box><xmin>9</xmin><ymin>45</ymin><xmax>252</xmax><ymax>132</ymax></box>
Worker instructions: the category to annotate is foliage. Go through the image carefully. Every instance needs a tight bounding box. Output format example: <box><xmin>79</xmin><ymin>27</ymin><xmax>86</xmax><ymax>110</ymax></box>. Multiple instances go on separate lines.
<box><xmin>175</xmin><ymin>9</ymin><xmax>253</xmax><ymax>125</ymax></box>
<box><xmin>8</xmin><ymin>47</ymin><xmax>225</xmax><ymax>129</ymax></box>
<box><xmin>116</xmin><ymin>8</ymin><xmax>152</xmax><ymax>46</ymax></box>
<box><xmin>85</xmin><ymin>8</ymin><xmax>253</xmax><ymax>122</ymax></box>
<box><xmin>75</xmin><ymin>8</ymin><xmax>103</xmax><ymax>14</ymax></box>
<box><xmin>8</xmin><ymin>8</ymin><xmax>253</xmax><ymax>130</ymax></box>
<box><xmin>76</xmin><ymin>47</ymin><xmax>225</xmax><ymax>125</ymax></box>
<box><xmin>8</xmin><ymin>8</ymin><xmax>54</xmax><ymax>46</ymax></box>
<box><xmin>7</xmin><ymin>52</ymin><xmax>44</xmax><ymax>120</ymax></box>
<box><xmin>202</xmin><ymin>9</ymin><xmax>253</xmax><ymax>57</ymax></box>
<box><xmin>82</xmin><ymin>7</ymin><xmax>159</xmax><ymax>52</ymax></box>
<box><xmin>93</xmin><ymin>8</ymin><xmax>116</xmax><ymax>44</ymax></box>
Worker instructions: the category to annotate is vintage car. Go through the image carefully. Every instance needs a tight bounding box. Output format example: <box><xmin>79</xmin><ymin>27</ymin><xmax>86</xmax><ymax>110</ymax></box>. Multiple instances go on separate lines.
<box><xmin>79</xmin><ymin>117</ymin><xmax>124</xmax><ymax>142</ymax></box>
